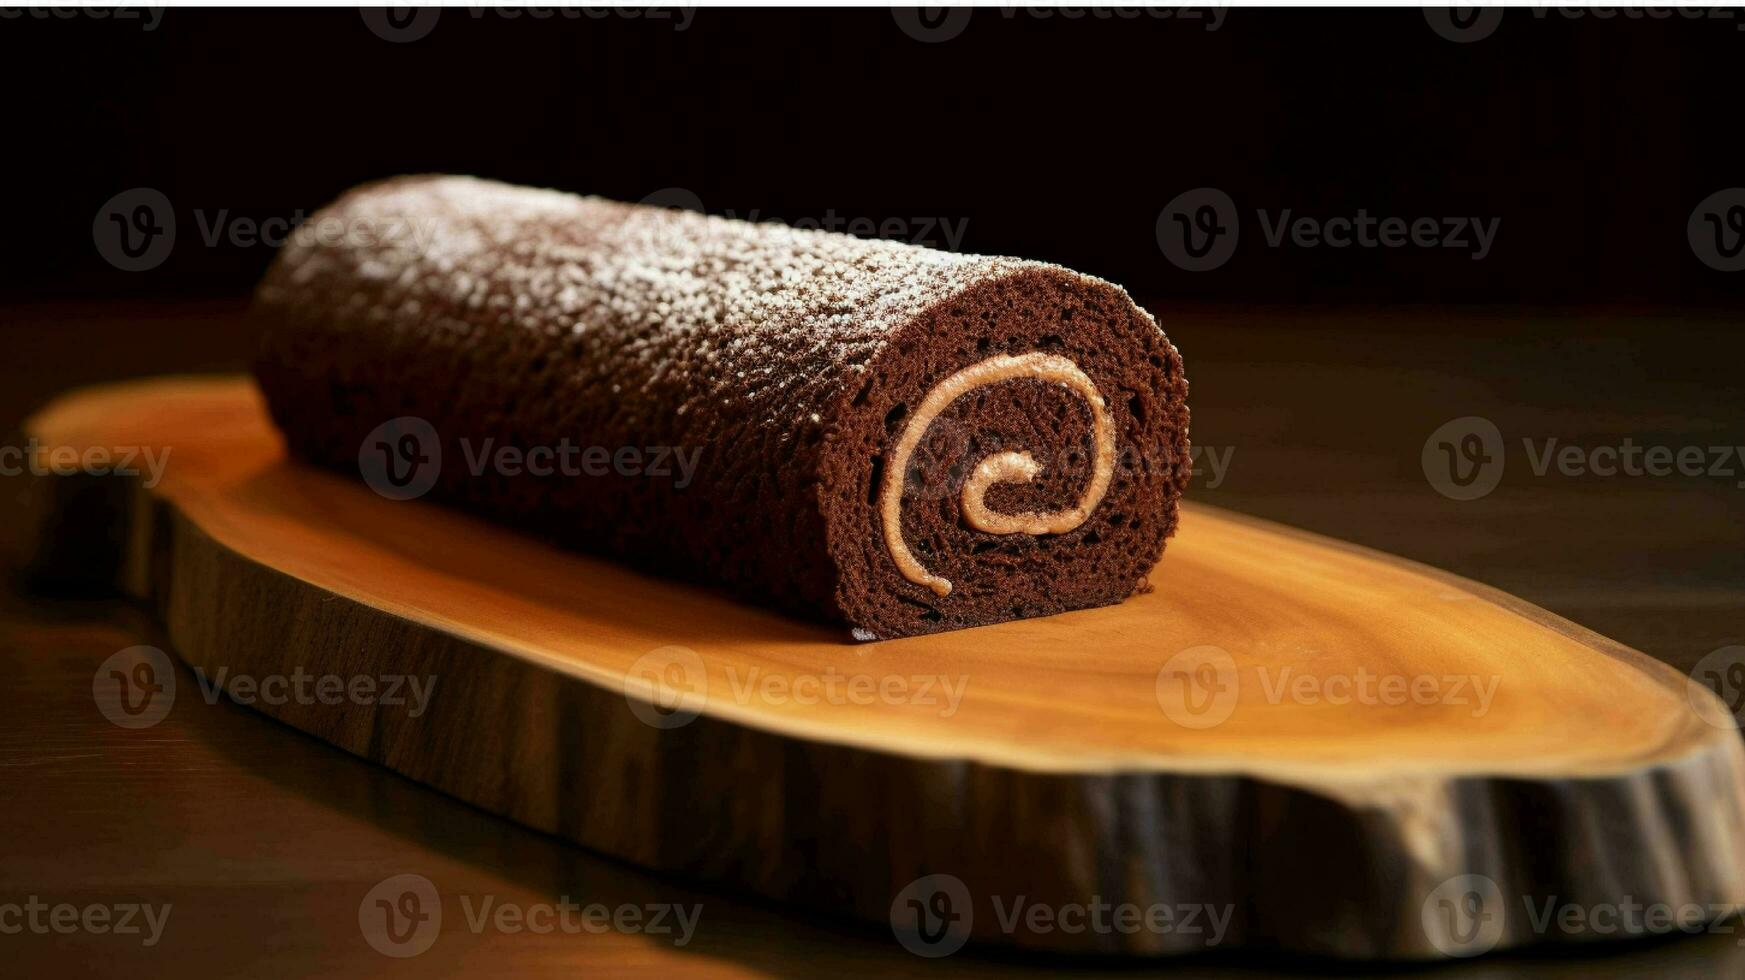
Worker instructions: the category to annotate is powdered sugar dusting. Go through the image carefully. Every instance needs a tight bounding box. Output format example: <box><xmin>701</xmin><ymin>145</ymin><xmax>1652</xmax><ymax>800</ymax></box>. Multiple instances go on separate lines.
<box><xmin>266</xmin><ymin>175</ymin><xmax>1049</xmax><ymax>432</ymax></box>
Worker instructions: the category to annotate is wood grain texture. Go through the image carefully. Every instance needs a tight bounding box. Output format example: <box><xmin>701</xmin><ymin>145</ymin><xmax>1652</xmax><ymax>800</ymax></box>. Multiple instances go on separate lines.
<box><xmin>22</xmin><ymin>375</ymin><xmax>1745</xmax><ymax>959</ymax></box>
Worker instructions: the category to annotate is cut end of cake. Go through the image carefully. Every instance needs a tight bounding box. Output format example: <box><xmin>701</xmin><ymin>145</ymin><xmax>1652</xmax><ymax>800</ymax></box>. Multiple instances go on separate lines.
<box><xmin>820</xmin><ymin>266</ymin><xmax>1190</xmax><ymax>639</ymax></box>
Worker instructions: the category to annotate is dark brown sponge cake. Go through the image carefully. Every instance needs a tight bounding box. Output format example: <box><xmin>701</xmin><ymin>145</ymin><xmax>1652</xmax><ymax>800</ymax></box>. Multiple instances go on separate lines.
<box><xmin>251</xmin><ymin>176</ymin><xmax>1190</xmax><ymax>639</ymax></box>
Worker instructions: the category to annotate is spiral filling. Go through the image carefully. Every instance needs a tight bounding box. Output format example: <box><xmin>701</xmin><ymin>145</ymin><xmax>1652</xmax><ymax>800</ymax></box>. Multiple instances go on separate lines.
<box><xmin>878</xmin><ymin>352</ymin><xmax>1117</xmax><ymax>597</ymax></box>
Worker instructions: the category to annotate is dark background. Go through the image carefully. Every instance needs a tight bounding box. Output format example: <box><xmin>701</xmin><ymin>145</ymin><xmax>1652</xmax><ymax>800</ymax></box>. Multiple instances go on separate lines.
<box><xmin>3</xmin><ymin>5</ymin><xmax>1742</xmax><ymax>308</ymax></box>
<box><xmin>2</xmin><ymin>9</ymin><xmax>1743</xmax><ymax>979</ymax></box>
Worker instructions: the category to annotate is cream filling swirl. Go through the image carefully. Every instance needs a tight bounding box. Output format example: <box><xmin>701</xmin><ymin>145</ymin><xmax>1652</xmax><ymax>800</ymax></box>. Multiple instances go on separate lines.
<box><xmin>878</xmin><ymin>352</ymin><xmax>1116</xmax><ymax>597</ymax></box>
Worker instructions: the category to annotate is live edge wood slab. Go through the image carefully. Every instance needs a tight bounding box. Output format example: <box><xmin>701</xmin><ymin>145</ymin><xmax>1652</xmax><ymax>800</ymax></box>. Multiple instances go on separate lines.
<box><xmin>21</xmin><ymin>376</ymin><xmax>1745</xmax><ymax>960</ymax></box>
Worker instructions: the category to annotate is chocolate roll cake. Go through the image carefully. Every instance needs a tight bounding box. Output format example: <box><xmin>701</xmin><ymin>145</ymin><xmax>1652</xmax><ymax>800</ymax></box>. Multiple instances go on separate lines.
<box><xmin>251</xmin><ymin>176</ymin><xmax>1190</xmax><ymax>639</ymax></box>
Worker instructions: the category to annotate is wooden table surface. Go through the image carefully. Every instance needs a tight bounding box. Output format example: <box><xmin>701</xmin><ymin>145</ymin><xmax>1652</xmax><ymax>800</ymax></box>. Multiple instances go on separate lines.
<box><xmin>2</xmin><ymin>299</ymin><xmax>1741</xmax><ymax>977</ymax></box>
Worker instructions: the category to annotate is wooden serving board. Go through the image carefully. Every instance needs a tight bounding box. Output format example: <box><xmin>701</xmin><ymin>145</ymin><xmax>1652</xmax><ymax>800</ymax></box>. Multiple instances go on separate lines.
<box><xmin>22</xmin><ymin>376</ymin><xmax>1745</xmax><ymax>960</ymax></box>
